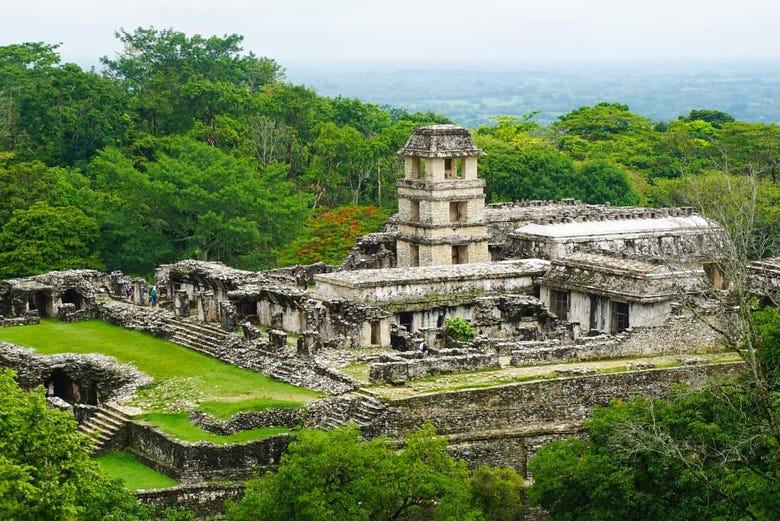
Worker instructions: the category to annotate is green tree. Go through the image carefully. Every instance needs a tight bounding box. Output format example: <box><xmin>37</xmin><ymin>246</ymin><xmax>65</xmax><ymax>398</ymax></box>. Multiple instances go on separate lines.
<box><xmin>476</xmin><ymin>137</ymin><xmax>579</xmax><ymax>203</ymax></box>
<box><xmin>0</xmin><ymin>42</ymin><xmax>129</xmax><ymax>166</ymax></box>
<box><xmin>101</xmin><ymin>27</ymin><xmax>283</xmax><ymax>137</ymax></box>
<box><xmin>0</xmin><ymin>201</ymin><xmax>103</xmax><ymax>279</ymax></box>
<box><xmin>0</xmin><ymin>158</ymin><xmax>92</xmax><ymax>225</ymax></box>
<box><xmin>679</xmin><ymin>109</ymin><xmax>735</xmax><ymax>129</ymax></box>
<box><xmin>88</xmin><ymin>137</ymin><xmax>311</xmax><ymax>273</ymax></box>
<box><xmin>0</xmin><ymin>368</ymin><xmax>186</xmax><ymax>520</ymax></box>
<box><xmin>225</xmin><ymin>423</ymin><xmax>506</xmax><ymax>521</ymax></box>
<box><xmin>278</xmin><ymin>205</ymin><xmax>387</xmax><ymax>266</ymax></box>
<box><xmin>575</xmin><ymin>160</ymin><xmax>641</xmax><ymax>206</ymax></box>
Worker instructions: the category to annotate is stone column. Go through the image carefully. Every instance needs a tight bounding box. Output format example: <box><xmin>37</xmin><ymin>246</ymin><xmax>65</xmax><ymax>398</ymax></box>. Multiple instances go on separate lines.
<box><xmin>219</xmin><ymin>301</ymin><xmax>236</xmax><ymax>332</ymax></box>
<box><xmin>174</xmin><ymin>291</ymin><xmax>190</xmax><ymax>318</ymax></box>
<box><xmin>297</xmin><ymin>330</ymin><xmax>322</xmax><ymax>357</ymax></box>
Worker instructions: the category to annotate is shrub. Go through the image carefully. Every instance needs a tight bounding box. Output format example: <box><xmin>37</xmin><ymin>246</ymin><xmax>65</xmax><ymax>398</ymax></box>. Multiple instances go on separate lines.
<box><xmin>445</xmin><ymin>317</ymin><xmax>475</xmax><ymax>342</ymax></box>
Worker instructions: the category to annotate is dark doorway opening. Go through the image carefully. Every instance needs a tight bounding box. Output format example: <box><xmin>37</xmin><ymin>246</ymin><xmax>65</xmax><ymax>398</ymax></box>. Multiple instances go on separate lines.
<box><xmin>399</xmin><ymin>312</ymin><xmax>413</xmax><ymax>333</ymax></box>
<box><xmin>34</xmin><ymin>292</ymin><xmax>51</xmax><ymax>317</ymax></box>
<box><xmin>62</xmin><ymin>289</ymin><xmax>83</xmax><ymax>310</ymax></box>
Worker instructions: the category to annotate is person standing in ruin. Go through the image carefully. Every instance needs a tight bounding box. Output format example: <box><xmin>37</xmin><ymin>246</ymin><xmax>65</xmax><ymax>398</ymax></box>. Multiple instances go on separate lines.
<box><xmin>303</xmin><ymin>274</ymin><xmax>310</xmax><ymax>290</ymax></box>
<box><xmin>150</xmin><ymin>286</ymin><xmax>159</xmax><ymax>308</ymax></box>
<box><xmin>47</xmin><ymin>381</ymin><xmax>54</xmax><ymax>397</ymax></box>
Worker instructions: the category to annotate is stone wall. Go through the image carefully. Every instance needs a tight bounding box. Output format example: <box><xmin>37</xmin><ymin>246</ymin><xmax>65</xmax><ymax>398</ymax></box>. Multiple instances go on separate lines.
<box><xmin>136</xmin><ymin>483</ymin><xmax>244</xmax><ymax>520</ymax></box>
<box><xmin>510</xmin><ymin>313</ymin><xmax>723</xmax><ymax>366</ymax></box>
<box><xmin>0</xmin><ymin>311</ymin><xmax>40</xmax><ymax>327</ymax></box>
<box><xmin>369</xmin><ymin>349</ymin><xmax>500</xmax><ymax>384</ymax></box>
<box><xmin>188</xmin><ymin>408</ymin><xmax>302</xmax><ymax>435</ymax></box>
<box><xmin>127</xmin><ymin>422</ymin><xmax>291</xmax><ymax>483</ymax></box>
<box><xmin>448</xmin><ymin>424</ymin><xmax>582</xmax><ymax>476</ymax></box>
<box><xmin>98</xmin><ymin>300</ymin><xmax>174</xmax><ymax>340</ymax></box>
<box><xmin>0</xmin><ymin>342</ymin><xmax>152</xmax><ymax>404</ymax></box>
<box><xmin>375</xmin><ymin>362</ymin><xmax>746</xmax><ymax>475</ymax></box>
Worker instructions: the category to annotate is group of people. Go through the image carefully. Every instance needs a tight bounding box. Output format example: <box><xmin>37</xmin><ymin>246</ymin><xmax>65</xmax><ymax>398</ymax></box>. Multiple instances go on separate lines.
<box><xmin>295</xmin><ymin>272</ymin><xmax>312</xmax><ymax>290</ymax></box>
<box><xmin>121</xmin><ymin>283</ymin><xmax>159</xmax><ymax>307</ymax></box>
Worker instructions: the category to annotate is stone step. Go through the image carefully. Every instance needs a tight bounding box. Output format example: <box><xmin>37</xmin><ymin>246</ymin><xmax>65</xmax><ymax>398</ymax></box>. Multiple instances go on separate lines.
<box><xmin>164</xmin><ymin>318</ymin><xmax>234</xmax><ymax>340</ymax></box>
<box><xmin>171</xmin><ymin>330</ymin><xmax>218</xmax><ymax>349</ymax></box>
<box><xmin>169</xmin><ymin>324</ymin><xmax>232</xmax><ymax>342</ymax></box>
<box><xmin>77</xmin><ymin>402</ymin><xmax>134</xmax><ymax>455</ymax></box>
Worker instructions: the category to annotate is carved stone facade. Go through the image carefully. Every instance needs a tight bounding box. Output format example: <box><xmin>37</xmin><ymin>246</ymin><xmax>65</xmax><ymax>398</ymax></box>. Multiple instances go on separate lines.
<box><xmin>396</xmin><ymin>125</ymin><xmax>489</xmax><ymax>267</ymax></box>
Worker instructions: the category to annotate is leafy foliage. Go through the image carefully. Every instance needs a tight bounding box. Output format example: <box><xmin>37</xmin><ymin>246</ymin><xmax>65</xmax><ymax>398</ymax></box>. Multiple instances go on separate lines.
<box><xmin>445</xmin><ymin>317</ymin><xmax>476</xmax><ymax>342</ymax></box>
<box><xmin>278</xmin><ymin>205</ymin><xmax>388</xmax><ymax>266</ymax></box>
<box><xmin>225</xmin><ymin>423</ymin><xmax>523</xmax><ymax>521</ymax></box>
<box><xmin>0</xmin><ymin>201</ymin><xmax>103</xmax><ymax>279</ymax></box>
<box><xmin>0</xmin><ymin>368</ymin><xmax>190</xmax><ymax>521</ymax></box>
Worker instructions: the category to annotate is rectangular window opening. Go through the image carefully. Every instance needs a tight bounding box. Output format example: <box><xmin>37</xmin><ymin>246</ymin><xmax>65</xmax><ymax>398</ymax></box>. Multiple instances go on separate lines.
<box><xmin>550</xmin><ymin>289</ymin><xmax>570</xmax><ymax>321</ymax></box>
<box><xmin>410</xmin><ymin>244</ymin><xmax>419</xmax><ymax>267</ymax></box>
<box><xmin>611</xmin><ymin>301</ymin><xmax>629</xmax><ymax>334</ymax></box>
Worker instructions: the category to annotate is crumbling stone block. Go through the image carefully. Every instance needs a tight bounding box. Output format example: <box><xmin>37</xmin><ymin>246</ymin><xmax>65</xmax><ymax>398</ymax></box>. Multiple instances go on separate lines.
<box><xmin>268</xmin><ymin>329</ymin><xmax>288</xmax><ymax>352</ymax></box>
<box><xmin>297</xmin><ymin>330</ymin><xmax>322</xmax><ymax>357</ymax></box>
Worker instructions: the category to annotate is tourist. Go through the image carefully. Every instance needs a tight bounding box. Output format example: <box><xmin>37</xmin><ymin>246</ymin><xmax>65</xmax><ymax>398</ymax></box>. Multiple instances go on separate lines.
<box><xmin>47</xmin><ymin>381</ymin><xmax>54</xmax><ymax>397</ymax></box>
<box><xmin>150</xmin><ymin>286</ymin><xmax>159</xmax><ymax>308</ymax></box>
<box><xmin>303</xmin><ymin>274</ymin><xmax>310</xmax><ymax>290</ymax></box>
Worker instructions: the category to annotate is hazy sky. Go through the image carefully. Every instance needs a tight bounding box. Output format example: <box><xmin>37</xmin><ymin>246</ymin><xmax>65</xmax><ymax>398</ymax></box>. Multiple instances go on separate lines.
<box><xmin>3</xmin><ymin>0</ymin><xmax>779</xmax><ymax>69</ymax></box>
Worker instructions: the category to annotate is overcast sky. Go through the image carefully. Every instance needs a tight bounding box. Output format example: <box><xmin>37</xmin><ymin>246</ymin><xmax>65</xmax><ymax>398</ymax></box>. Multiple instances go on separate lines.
<box><xmin>3</xmin><ymin>0</ymin><xmax>779</xmax><ymax>70</ymax></box>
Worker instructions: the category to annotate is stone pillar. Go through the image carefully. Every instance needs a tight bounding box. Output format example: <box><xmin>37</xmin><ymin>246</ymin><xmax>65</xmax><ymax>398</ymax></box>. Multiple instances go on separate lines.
<box><xmin>196</xmin><ymin>292</ymin><xmax>218</xmax><ymax>322</ymax></box>
<box><xmin>242</xmin><ymin>321</ymin><xmax>262</xmax><ymax>340</ymax></box>
<box><xmin>132</xmin><ymin>278</ymin><xmax>149</xmax><ymax>307</ymax></box>
<box><xmin>268</xmin><ymin>329</ymin><xmax>288</xmax><ymax>352</ymax></box>
<box><xmin>297</xmin><ymin>330</ymin><xmax>322</xmax><ymax>357</ymax></box>
<box><xmin>174</xmin><ymin>291</ymin><xmax>190</xmax><ymax>318</ymax></box>
<box><xmin>219</xmin><ymin>301</ymin><xmax>236</xmax><ymax>332</ymax></box>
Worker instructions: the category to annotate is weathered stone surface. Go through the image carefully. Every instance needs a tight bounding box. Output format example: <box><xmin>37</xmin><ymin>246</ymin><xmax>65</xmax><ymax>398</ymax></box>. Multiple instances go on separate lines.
<box><xmin>369</xmin><ymin>349</ymin><xmax>500</xmax><ymax>384</ymax></box>
<box><xmin>0</xmin><ymin>269</ymin><xmax>112</xmax><ymax>318</ymax></box>
<box><xmin>397</xmin><ymin>124</ymin><xmax>485</xmax><ymax>158</ymax></box>
<box><xmin>373</xmin><ymin>363</ymin><xmax>746</xmax><ymax>475</ymax></box>
<box><xmin>0</xmin><ymin>310</ymin><xmax>40</xmax><ymax>327</ymax></box>
<box><xmin>189</xmin><ymin>408</ymin><xmax>301</xmax><ymax>435</ymax></box>
<box><xmin>0</xmin><ymin>342</ymin><xmax>153</xmax><ymax>404</ymax></box>
<box><xmin>509</xmin><ymin>312</ymin><xmax>722</xmax><ymax>366</ymax></box>
<box><xmin>127</xmin><ymin>422</ymin><xmax>290</xmax><ymax>483</ymax></box>
<box><xmin>137</xmin><ymin>483</ymin><xmax>244</xmax><ymax>520</ymax></box>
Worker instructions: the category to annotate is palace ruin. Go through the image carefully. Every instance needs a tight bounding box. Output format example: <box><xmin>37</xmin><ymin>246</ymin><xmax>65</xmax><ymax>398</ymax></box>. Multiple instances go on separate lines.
<box><xmin>0</xmin><ymin>124</ymin><xmax>765</xmax><ymax>516</ymax></box>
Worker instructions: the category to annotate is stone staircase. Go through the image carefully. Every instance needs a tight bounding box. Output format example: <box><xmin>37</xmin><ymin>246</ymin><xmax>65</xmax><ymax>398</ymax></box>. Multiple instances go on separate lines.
<box><xmin>350</xmin><ymin>390</ymin><xmax>386</xmax><ymax>433</ymax></box>
<box><xmin>306</xmin><ymin>389</ymin><xmax>387</xmax><ymax>433</ymax></box>
<box><xmin>164</xmin><ymin>318</ymin><xmax>236</xmax><ymax>356</ymax></box>
<box><xmin>77</xmin><ymin>402</ymin><xmax>136</xmax><ymax>455</ymax></box>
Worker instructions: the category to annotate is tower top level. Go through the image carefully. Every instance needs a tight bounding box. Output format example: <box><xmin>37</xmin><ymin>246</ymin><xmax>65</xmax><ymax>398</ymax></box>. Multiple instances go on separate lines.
<box><xmin>397</xmin><ymin>124</ymin><xmax>485</xmax><ymax>158</ymax></box>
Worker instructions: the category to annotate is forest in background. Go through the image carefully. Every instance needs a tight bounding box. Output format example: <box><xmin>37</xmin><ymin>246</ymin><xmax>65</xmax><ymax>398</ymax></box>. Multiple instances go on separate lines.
<box><xmin>289</xmin><ymin>60</ymin><xmax>780</xmax><ymax>128</ymax></box>
<box><xmin>1</xmin><ymin>27</ymin><xmax>780</xmax><ymax>280</ymax></box>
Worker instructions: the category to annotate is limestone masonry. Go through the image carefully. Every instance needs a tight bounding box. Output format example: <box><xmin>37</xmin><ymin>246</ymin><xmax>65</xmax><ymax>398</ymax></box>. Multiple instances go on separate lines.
<box><xmin>1</xmin><ymin>124</ymin><xmax>770</xmax><ymax>517</ymax></box>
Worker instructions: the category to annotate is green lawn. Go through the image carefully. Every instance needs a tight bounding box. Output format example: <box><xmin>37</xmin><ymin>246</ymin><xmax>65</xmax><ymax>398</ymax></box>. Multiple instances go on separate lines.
<box><xmin>0</xmin><ymin>319</ymin><xmax>323</xmax><ymax>438</ymax></box>
<box><xmin>94</xmin><ymin>450</ymin><xmax>178</xmax><ymax>491</ymax></box>
<box><xmin>136</xmin><ymin>412</ymin><xmax>290</xmax><ymax>443</ymax></box>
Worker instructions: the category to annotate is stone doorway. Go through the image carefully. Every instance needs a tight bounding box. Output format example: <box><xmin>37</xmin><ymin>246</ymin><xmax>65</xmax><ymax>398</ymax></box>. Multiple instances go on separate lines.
<box><xmin>34</xmin><ymin>291</ymin><xmax>52</xmax><ymax>317</ymax></box>
<box><xmin>62</xmin><ymin>289</ymin><xmax>83</xmax><ymax>310</ymax></box>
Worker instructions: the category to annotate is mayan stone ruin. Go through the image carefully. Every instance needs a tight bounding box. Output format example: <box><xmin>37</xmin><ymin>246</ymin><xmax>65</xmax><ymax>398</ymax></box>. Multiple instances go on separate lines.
<box><xmin>0</xmin><ymin>124</ymin><xmax>770</xmax><ymax>515</ymax></box>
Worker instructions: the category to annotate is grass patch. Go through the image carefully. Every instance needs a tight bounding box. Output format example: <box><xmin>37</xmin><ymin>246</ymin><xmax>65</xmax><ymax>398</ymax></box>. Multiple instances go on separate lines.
<box><xmin>136</xmin><ymin>412</ymin><xmax>290</xmax><ymax>443</ymax></box>
<box><xmin>95</xmin><ymin>450</ymin><xmax>178</xmax><ymax>491</ymax></box>
<box><xmin>198</xmin><ymin>398</ymin><xmax>304</xmax><ymax>420</ymax></box>
<box><xmin>0</xmin><ymin>319</ymin><xmax>323</xmax><ymax>409</ymax></box>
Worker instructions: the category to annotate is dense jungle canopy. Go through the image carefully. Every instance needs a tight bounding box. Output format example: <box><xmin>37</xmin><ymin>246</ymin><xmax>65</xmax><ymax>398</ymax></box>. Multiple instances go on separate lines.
<box><xmin>1</xmin><ymin>28</ymin><xmax>780</xmax><ymax>279</ymax></box>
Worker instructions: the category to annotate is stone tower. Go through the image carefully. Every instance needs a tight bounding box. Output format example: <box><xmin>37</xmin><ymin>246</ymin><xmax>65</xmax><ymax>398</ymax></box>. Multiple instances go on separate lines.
<box><xmin>396</xmin><ymin>125</ymin><xmax>490</xmax><ymax>267</ymax></box>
